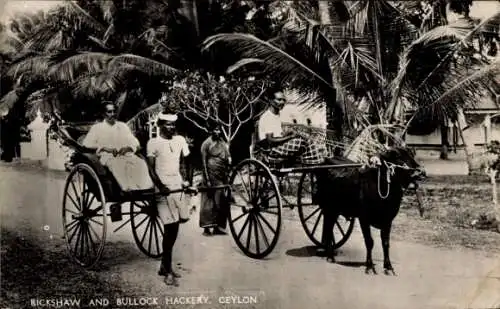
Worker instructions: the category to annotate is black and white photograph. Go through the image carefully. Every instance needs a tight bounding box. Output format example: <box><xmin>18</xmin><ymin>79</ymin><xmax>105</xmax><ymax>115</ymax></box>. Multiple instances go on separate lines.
<box><xmin>0</xmin><ymin>0</ymin><xmax>499</xmax><ymax>308</ymax></box>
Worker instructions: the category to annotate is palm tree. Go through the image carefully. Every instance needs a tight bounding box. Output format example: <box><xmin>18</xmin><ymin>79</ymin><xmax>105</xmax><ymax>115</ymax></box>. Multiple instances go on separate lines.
<box><xmin>202</xmin><ymin>1</ymin><xmax>499</xmax><ymax>154</ymax></box>
<box><xmin>0</xmin><ymin>0</ymin><xmax>283</xmax><ymax>122</ymax></box>
<box><xmin>0</xmin><ymin>1</ymin><xmax>187</xmax><ymax>121</ymax></box>
<box><xmin>204</xmin><ymin>1</ymin><xmax>419</xmax><ymax>139</ymax></box>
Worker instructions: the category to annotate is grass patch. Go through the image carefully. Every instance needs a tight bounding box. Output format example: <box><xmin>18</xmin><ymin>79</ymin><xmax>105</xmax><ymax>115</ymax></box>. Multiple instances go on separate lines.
<box><xmin>0</xmin><ymin>228</ymin><xmax>148</xmax><ymax>309</ymax></box>
<box><xmin>395</xmin><ymin>177</ymin><xmax>500</xmax><ymax>255</ymax></box>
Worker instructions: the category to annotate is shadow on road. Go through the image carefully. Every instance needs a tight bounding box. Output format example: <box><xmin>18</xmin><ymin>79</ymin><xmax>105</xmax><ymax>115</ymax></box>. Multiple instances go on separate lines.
<box><xmin>285</xmin><ymin>245</ymin><xmax>319</xmax><ymax>257</ymax></box>
<box><xmin>335</xmin><ymin>261</ymin><xmax>366</xmax><ymax>268</ymax></box>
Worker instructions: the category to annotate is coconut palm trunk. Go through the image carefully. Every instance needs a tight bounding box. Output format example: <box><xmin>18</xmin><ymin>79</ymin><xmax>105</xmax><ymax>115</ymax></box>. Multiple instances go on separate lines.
<box><xmin>317</xmin><ymin>0</ymin><xmax>344</xmax><ymax>142</ymax></box>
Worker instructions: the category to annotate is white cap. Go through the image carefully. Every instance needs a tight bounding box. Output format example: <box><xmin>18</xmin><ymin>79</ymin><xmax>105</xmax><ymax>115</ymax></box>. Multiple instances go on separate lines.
<box><xmin>158</xmin><ymin>113</ymin><xmax>178</xmax><ymax>122</ymax></box>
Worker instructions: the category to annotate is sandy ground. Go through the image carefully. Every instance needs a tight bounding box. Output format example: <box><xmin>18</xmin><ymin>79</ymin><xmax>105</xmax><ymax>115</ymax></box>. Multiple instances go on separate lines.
<box><xmin>0</xmin><ymin>162</ymin><xmax>499</xmax><ymax>309</ymax></box>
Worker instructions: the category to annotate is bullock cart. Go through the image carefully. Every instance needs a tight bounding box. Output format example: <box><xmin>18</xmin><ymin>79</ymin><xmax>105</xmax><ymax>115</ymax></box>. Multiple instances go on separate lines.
<box><xmin>225</xmin><ymin>124</ymin><xmax>414</xmax><ymax>259</ymax></box>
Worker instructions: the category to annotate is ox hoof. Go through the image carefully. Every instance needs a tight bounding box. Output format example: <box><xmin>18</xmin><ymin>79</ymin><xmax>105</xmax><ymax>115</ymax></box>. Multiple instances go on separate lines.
<box><xmin>326</xmin><ymin>257</ymin><xmax>335</xmax><ymax>264</ymax></box>
<box><xmin>365</xmin><ymin>265</ymin><xmax>377</xmax><ymax>275</ymax></box>
<box><xmin>384</xmin><ymin>268</ymin><xmax>397</xmax><ymax>276</ymax></box>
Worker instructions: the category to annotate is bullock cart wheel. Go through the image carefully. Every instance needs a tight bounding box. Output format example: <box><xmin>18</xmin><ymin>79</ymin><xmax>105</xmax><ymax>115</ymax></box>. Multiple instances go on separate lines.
<box><xmin>227</xmin><ymin>159</ymin><xmax>282</xmax><ymax>259</ymax></box>
<box><xmin>62</xmin><ymin>163</ymin><xmax>107</xmax><ymax>268</ymax></box>
<box><xmin>130</xmin><ymin>200</ymin><xmax>164</xmax><ymax>258</ymax></box>
<box><xmin>297</xmin><ymin>172</ymin><xmax>355</xmax><ymax>249</ymax></box>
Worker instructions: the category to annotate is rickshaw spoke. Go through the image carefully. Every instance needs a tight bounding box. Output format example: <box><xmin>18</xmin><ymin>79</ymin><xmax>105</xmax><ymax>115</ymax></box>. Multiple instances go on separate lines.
<box><xmin>305</xmin><ymin>207</ymin><xmax>321</xmax><ymax>222</ymax></box>
<box><xmin>77</xmin><ymin>173</ymin><xmax>84</xmax><ymax>198</ymax></box>
<box><xmin>74</xmin><ymin>224</ymin><xmax>82</xmax><ymax>256</ymax></box>
<box><xmin>155</xmin><ymin>216</ymin><xmax>165</xmax><ymax>236</ymax></box>
<box><xmin>253</xmin><ymin>214</ymin><xmax>260</xmax><ymax>254</ymax></box>
<box><xmin>251</xmin><ymin>170</ymin><xmax>261</xmax><ymax>202</ymax></box>
<box><xmin>81</xmin><ymin>224</ymin><xmax>89</xmax><ymax>260</ymax></box>
<box><xmin>83</xmin><ymin>225</ymin><xmax>91</xmax><ymax>262</ymax></box>
<box><xmin>152</xmin><ymin>219</ymin><xmax>160</xmax><ymax>255</ymax></box>
<box><xmin>259</xmin><ymin>192</ymin><xmax>277</xmax><ymax>204</ymax></box>
<box><xmin>336</xmin><ymin>221</ymin><xmax>346</xmax><ymax>237</ymax></box>
<box><xmin>261</xmin><ymin>209</ymin><xmax>278</xmax><ymax>215</ymax></box>
<box><xmin>236</xmin><ymin>170</ymin><xmax>252</xmax><ymax>201</ymax></box>
<box><xmin>256</xmin><ymin>212</ymin><xmax>276</xmax><ymax>235</ymax></box>
<box><xmin>311</xmin><ymin>212</ymin><xmax>322</xmax><ymax>236</ymax></box>
<box><xmin>81</xmin><ymin>224</ymin><xmax>88</xmax><ymax>260</ymax></box>
<box><xmin>69</xmin><ymin>180</ymin><xmax>82</xmax><ymax>208</ymax></box>
<box><xmin>140</xmin><ymin>221</ymin><xmax>151</xmax><ymax>245</ymax></box>
<box><xmin>81</xmin><ymin>184</ymin><xmax>88</xmax><ymax>207</ymax></box>
<box><xmin>66</xmin><ymin>220</ymin><xmax>79</xmax><ymax>233</ymax></box>
<box><xmin>232</xmin><ymin>203</ymin><xmax>249</xmax><ymax>208</ymax></box>
<box><xmin>66</xmin><ymin>192</ymin><xmax>81</xmax><ymax>211</ymax></box>
<box><xmin>133</xmin><ymin>215</ymin><xmax>148</xmax><ymax>229</ymax></box>
<box><xmin>148</xmin><ymin>218</ymin><xmax>154</xmax><ymax>254</ymax></box>
<box><xmin>255</xmin><ymin>216</ymin><xmax>270</xmax><ymax>248</ymax></box>
<box><xmin>88</xmin><ymin>218</ymin><xmax>103</xmax><ymax>226</ymax></box>
<box><xmin>88</xmin><ymin>224</ymin><xmax>101</xmax><ymax>243</ymax></box>
<box><xmin>247</xmin><ymin>167</ymin><xmax>254</xmax><ymax>202</ymax></box>
<box><xmin>86</xmin><ymin>195</ymin><xmax>96</xmax><ymax>209</ymax></box>
<box><xmin>68</xmin><ymin>223</ymin><xmax>81</xmax><ymax>244</ymax></box>
<box><xmin>233</xmin><ymin>189</ymin><xmax>250</xmax><ymax>204</ymax></box>
<box><xmin>85</xmin><ymin>225</ymin><xmax>98</xmax><ymax>255</ymax></box>
<box><xmin>245</xmin><ymin>214</ymin><xmax>253</xmax><ymax>251</ymax></box>
<box><xmin>66</xmin><ymin>209</ymin><xmax>79</xmax><ymax>216</ymax></box>
<box><xmin>237</xmin><ymin>214</ymin><xmax>251</xmax><ymax>240</ymax></box>
<box><xmin>231</xmin><ymin>212</ymin><xmax>248</xmax><ymax>224</ymax></box>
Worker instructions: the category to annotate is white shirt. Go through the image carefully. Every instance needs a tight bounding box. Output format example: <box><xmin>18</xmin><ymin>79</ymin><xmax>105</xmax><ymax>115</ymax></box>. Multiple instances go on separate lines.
<box><xmin>147</xmin><ymin>135</ymin><xmax>190</xmax><ymax>182</ymax></box>
<box><xmin>82</xmin><ymin>120</ymin><xmax>140</xmax><ymax>151</ymax></box>
<box><xmin>258</xmin><ymin>110</ymin><xmax>283</xmax><ymax>141</ymax></box>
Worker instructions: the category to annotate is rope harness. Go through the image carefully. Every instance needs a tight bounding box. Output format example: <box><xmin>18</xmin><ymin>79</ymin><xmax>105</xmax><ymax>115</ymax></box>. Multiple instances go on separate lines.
<box><xmin>376</xmin><ymin>161</ymin><xmax>416</xmax><ymax>199</ymax></box>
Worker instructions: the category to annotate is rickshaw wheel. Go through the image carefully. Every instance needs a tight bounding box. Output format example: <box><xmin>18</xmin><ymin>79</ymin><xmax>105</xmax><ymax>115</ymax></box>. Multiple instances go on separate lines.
<box><xmin>62</xmin><ymin>163</ymin><xmax>107</xmax><ymax>268</ymax></box>
<box><xmin>227</xmin><ymin>159</ymin><xmax>282</xmax><ymax>259</ymax></box>
<box><xmin>297</xmin><ymin>172</ymin><xmax>355</xmax><ymax>249</ymax></box>
<box><xmin>130</xmin><ymin>199</ymin><xmax>164</xmax><ymax>258</ymax></box>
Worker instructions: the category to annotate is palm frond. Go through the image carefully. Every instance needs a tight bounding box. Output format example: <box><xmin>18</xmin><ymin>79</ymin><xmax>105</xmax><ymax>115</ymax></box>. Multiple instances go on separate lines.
<box><xmin>387</xmin><ymin>13</ymin><xmax>500</xmax><ymax>120</ymax></box>
<box><xmin>0</xmin><ymin>31</ymin><xmax>24</xmax><ymax>55</ymax></box>
<box><xmin>412</xmin><ymin>12</ymin><xmax>500</xmax><ymax>93</ymax></box>
<box><xmin>433</xmin><ymin>60</ymin><xmax>499</xmax><ymax>108</ymax></box>
<box><xmin>203</xmin><ymin>33</ymin><xmax>335</xmax><ymax>91</ymax></box>
<box><xmin>408</xmin><ymin>59</ymin><xmax>500</xmax><ymax>124</ymax></box>
<box><xmin>226</xmin><ymin>58</ymin><xmax>264</xmax><ymax>74</ymax></box>
<box><xmin>6</xmin><ymin>54</ymin><xmax>53</xmax><ymax>80</ymax></box>
<box><xmin>63</xmin><ymin>1</ymin><xmax>108</xmax><ymax>34</ymax></box>
<box><xmin>126</xmin><ymin>103</ymin><xmax>162</xmax><ymax>133</ymax></box>
<box><xmin>48</xmin><ymin>52</ymin><xmax>113</xmax><ymax>82</ymax></box>
<box><xmin>109</xmin><ymin>54</ymin><xmax>180</xmax><ymax>77</ymax></box>
<box><xmin>69</xmin><ymin>64</ymin><xmax>138</xmax><ymax>99</ymax></box>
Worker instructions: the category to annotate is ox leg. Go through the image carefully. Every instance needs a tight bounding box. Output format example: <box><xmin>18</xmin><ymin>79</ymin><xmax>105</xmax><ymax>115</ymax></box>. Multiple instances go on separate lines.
<box><xmin>381</xmin><ymin>224</ymin><xmax>396</xmax><ymax>275</ymax></box>
<box><xmin>321</xmin><ymin>205</ymin><xmax>336</xmax><ymax>263</ymax></box>
<box><xmin>359</xmin><ymin>220</ymin><xmax>376</xmax><ymax>274</ymax></box>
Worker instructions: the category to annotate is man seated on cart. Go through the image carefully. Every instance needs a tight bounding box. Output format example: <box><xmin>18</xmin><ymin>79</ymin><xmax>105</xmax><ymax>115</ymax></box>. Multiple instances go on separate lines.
<box><xmin>255</xmin><ymin>90</ymin><xmax>328</xmax><ymax>167</ymax></box>
<box><xmin>81</xmin><ymin>102</ymin><xmax>154</xmax><ymax>191</ymax></box>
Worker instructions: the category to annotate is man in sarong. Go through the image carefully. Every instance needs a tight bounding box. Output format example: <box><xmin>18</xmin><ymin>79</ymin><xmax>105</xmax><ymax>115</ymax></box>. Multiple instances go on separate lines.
<box><xmin>82</xmin><ymin>102</ymin><xmax>153</xmax><ymax>191</ymax></box>
<box><xmin>147</xmin><ymin>112</ymin><xmax>192</xmax><ymax>286</ymax></box>
<box><xmin>256</xmin><ymin>90</ymin><xmax>327</xmax><ymax>166</ymax></box>
<box><xmin>199</xmin><ymin>124</ymin><xmax>231</xmax><ymax>236</ymax></box>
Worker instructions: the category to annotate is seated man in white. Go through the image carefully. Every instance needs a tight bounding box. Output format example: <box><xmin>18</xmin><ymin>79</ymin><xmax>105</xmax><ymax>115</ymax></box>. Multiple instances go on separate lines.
<box><xmin>82</xmin><ymin>102</ymin><xmax>154</xmax><ymax>191</ymax></box>
<box><xmin>256</xmin><ymin>90</ymin><xmax>327</xmax><ymax>166</ymax></box>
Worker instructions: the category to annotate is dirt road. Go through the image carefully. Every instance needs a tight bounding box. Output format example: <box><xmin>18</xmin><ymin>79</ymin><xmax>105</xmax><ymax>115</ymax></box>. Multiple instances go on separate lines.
<box><xmin>1</xmin><ymin>163</ymin><xmax>499</xmax><ymax>309</ymax></box>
